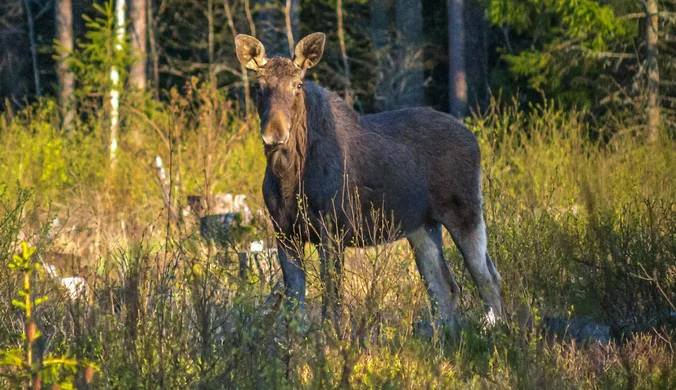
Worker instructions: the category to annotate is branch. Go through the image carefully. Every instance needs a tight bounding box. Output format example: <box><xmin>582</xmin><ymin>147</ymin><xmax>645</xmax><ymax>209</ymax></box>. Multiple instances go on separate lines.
<box><xmin>569</xmin><ymin>45</ymin><xmax>637</xmax><ymax>60</ymax></box>
<box><xmin>123</xmin><ymin>102</ymin><xmax>171</xmax><ymax>152</ymax></box>
<box><xmin>33</xmin><ymin>0</ymin><xmax>53</xmax><ymax>20</ymax></box>
<box><xmin>160</xmin><ymin>60</ymin><xmax>242</xmax><ymax>78</ymax></box>
<box><xmin>619</xmin><ymin>12</ymin><xmax>676</xmax><ymax>20</ymax></box>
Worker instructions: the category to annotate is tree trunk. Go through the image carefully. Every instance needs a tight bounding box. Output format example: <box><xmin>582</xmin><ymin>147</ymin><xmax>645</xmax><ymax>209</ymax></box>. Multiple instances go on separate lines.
<box><xmin>208</xmin><ymin>0</ymin><xmax>215</xmax><ymax>88</ymax></box>
<box><xmin>148</xmin><ymin>0</ymin><xmax>160</xmax><ymax>98</ymax></box>
<box><xmin>337</xmin><ymin>0</ymin><xmax>353</xmax><ymax>104</ymax></box>
<box><xmin>110</xmin><ymin>0</ymin><xmax>126</xmax><ymax>166</ymax></box>
<box><xmin>464</xmin><ymin>0</ymin><xmax>488</xmax><ymax>112</ymax></box>
<box><xmin>255</xmin><ymin>0</ymin><xmax>283</xmax><ymax>56</ymax></box>
<box><xmin>290</xmin><ymin>0</ymin><xmax>299</xmax><ymax>47</ymax></box>
<box><xmin>370</xmin><ymin>0</ymin><xmax>392</xmax><ymax>111</ymax></box>
<box><xmin>646</xmin><ymin>0</ymin><xmax>660</xmax><ymax>142</ymax></box>
<box><xmin>224</xmin><ymin>0</ymin><xmax>251</xmax><ymax>113</ymax></box>
<box><xmin>21</xmin><ymin>0</ymin><xmax>40</xmax><ymax>98</ymax></box>
<box><xmin>448</xmin><ymin>0</ymin><xmax>467</xmax><ymax>117</ymax></box>
<box><xmin>129</xmin><ymin>0</ymin><xmax>147</xmax><ymax>90</ymax></box>
<box><xmin>56</xmin><ymin>0</ymin><xmax>74</xmax><ymax>130</ymax></box>
<box><xmin>284</xmin><ymin>0</ymin><xmax>300</xmax><ymax>57</ymax></box>
<box><xmin>395</xmin><ymin>0</ymin><xmax>424</xmax><ymax>108</ymax></box>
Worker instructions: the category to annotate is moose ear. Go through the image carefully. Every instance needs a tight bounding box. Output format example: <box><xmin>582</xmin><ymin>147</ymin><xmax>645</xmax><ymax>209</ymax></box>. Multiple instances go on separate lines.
<box><xmin>293</xmin><ymin>32</ymin><xmax>326</xmax><ymax>70</ymax></box>
<box><xmin>235</xmin><ymin>34</ymin><xmax>267</xmax><ymax>71</ymax></box>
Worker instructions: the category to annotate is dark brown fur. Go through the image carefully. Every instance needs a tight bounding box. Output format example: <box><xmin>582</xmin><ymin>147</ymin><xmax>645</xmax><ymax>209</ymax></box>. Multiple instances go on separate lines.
<box><xmin>260</xmin><ymin>70</ymin><xmax>481</xmax><ymax>247</ymax></box>
<box><xmin>235</xmin><ymin>33</ymin><xmax>502</xmax><ymax>325</ymax></box>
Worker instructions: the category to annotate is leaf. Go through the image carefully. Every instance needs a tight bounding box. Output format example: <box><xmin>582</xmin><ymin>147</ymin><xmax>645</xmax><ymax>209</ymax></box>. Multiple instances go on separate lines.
<box><xmin>21</xmin><ymin>241</ymin><xmax>35</xmax><ymax>260</ymax></box>
<box><xmin>11</xmin><ymin>300</ymin><xmax>26</xmax><ymax>310</ymax></box>
<box><xmin>0</xmin><ymin>349</ymin><xmax>24</xmax><ymax>367</ymax></box>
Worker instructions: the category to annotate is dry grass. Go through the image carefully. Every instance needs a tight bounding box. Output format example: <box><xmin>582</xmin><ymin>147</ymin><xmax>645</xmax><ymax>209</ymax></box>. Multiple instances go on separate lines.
<box><xmin>0</xmin><ymin>93</ymin><xmax>674</xmax><ymax>388</ymax></box>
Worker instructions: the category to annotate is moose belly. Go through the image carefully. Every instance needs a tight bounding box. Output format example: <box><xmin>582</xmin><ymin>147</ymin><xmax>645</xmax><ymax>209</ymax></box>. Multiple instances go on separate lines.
<box><xmin>303</xmin><ymin>171</ymin><xmax>432</xmax><ymax>247</ymax></box>
<box><xmin>341</xmin><ymin>183</ymin><xmax>431</xmax><ymax>247</ymax></box>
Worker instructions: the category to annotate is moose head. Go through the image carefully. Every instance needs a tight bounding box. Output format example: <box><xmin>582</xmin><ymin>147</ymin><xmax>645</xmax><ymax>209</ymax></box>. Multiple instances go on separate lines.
<box><xmin>235</xmin><ymin>33</ymin><xmax>326</xmax><ymax>146</ymax></box>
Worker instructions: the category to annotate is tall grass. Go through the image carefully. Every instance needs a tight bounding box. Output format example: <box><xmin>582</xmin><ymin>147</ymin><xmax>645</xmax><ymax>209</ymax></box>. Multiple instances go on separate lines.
<box><xmin>0</xmin><ymin>90</ymin><xmax>674</xmax><ymax>388</ymax></box>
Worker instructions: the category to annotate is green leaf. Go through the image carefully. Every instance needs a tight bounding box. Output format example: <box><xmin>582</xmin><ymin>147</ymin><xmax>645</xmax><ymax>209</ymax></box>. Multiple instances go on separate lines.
<box><xmin>11</xmin><ymin>300</ymin><xmax>26</xmax><ymax>310</ymax></box>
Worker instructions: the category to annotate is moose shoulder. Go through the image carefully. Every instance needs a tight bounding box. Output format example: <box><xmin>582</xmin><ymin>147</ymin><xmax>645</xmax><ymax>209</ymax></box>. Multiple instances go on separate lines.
<box><xmin>235</xmin><ymin>32</ymin><xmax>502</xmax><ymax>329</ymax></box>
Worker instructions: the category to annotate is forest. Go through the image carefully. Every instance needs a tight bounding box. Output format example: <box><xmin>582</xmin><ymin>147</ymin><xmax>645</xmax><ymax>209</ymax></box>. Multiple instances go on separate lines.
<box><xmin>0</xmin><ymin>0</ymin><xmax>675</xmax><ymax>388</ymax></box>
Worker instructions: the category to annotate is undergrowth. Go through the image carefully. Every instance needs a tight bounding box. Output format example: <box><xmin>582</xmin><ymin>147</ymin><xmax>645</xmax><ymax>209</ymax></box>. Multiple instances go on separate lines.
<box><xmin>0</xmin><ymin>92</ymin><xmax>673</xmax><ymax>388</ymax></box>
<box><xmin>0</xmin><ymin>13</ymin><xmax>673</xmax><ymax>384</ymax></box>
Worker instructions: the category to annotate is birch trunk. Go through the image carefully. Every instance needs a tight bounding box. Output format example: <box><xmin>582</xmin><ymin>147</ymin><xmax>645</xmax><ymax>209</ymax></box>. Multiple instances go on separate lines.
<box><xmin>110</xmin><ymin>0</ymin><xmax>126</xmax><ymax>166</ymax></box>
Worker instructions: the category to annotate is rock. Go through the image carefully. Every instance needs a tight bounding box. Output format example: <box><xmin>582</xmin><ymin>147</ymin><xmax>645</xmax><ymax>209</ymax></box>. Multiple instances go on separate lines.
<box><xmin>199</xmin><ymin>213</ymin><xmax>238</xmax><ymax>247</ymax></box>
<box><xmin>543</xmin><ymin>315</ymin><xmax>611</xmax><ymax>344</ymax></box>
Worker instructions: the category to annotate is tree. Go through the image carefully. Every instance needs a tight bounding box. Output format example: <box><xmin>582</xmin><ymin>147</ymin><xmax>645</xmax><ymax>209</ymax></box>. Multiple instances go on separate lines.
<box><xmin>481</xmin><ymin>0</ymin><xmax>669</xmax><ymax>138</ymax></box>
<box><xmin>336</xmin><ymin>0</ymin><xmax>353</xmax><ymax>104</ymax></box>
<box><xmin>464</xmin><ymin>0</ymin><xmax>489</xmax><ymax>111</ymax></box>
<box><xmin>285</xmin><ymin>0</ymin><xmax>300</xmax><ymax>56</ymax></box>
<box><xmin>394</xmin><ymin>0</ymin><xmax>424</xmax><ymax>108</ymax></box>
<box><xmin>110</xmin><ymin>0</ymin><xmax>126</xmax><ymax>166</ymax></box>
<box><xmin>56</xmin><ymin>0</ymin><xmax>74</xmax><ymax>129</ymax></box>
<box><xmin>369</xmin><ymin>0</ymin><xmax>425</xmax><ymax>110</ymax></box>
<box><xmin>370</xmin><ymin>0</ymin><xmax>392</xmax><ymax>111</ymax></box>
<box><xmin>448</xmin><ymin>0</ymin><xmax>467</xmax><ymax>117</ymax></box>
<box><xmin>646</xmin><ymin>0</ymin><xmax>660</xmax><ymax>141</ymax></box>
<box><xmin>129</xmin><ymin>0</ymin><xmax>147</xmax><ymax>90</ymax></box>
<box><xmin>255</xmin><ymin>0</ymin><xmax>284</xmax><ymax>56</ymax></box>
<box><xmin>21</xmin><ymin>0</ymin><xmax>40</xmax><ymax>97</ymax></box>
<box><xmin>481</xmin><ymin>0</ymin><xmax>632</xmax><ymax>107</ymax></box>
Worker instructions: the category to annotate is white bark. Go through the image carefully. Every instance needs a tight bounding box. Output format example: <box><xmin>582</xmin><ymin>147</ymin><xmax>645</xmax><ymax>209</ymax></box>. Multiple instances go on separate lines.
<box><xmin>110</xmin><ymin>0</ymin><xmax>126</xmax><ymax>165</ymax></box>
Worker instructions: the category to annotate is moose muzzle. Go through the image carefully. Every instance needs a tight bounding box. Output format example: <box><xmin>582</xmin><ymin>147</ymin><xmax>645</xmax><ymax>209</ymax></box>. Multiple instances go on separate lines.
<box><xmin>261</xmin><ymin>111</ymin><xmax>291</xmax><ymax>145</ymax></box>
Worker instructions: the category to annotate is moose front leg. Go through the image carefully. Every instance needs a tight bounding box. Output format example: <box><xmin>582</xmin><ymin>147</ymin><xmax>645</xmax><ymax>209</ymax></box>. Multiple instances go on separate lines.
<box><xmin>277</xmin><ymin>243</ymin><xmax>306</xmax><ymax>315</ymax></box>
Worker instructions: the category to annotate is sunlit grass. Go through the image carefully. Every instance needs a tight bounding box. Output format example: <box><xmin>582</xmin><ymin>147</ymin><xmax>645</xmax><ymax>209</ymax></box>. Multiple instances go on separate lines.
<box><xmin>0</xmin><ymin>93</ymin><xmax>674</xmax><ymax>388</ymax></box>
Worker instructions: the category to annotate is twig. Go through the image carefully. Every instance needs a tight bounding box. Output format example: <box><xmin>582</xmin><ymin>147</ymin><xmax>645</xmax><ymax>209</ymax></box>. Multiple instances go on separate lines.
<box><xmin>122</xmin><ymin>101</ymin><xmax>171</xmax><ymax>152</ymax></box>
<box><xmin>638</xmin><ymin>264</ymin><xmax>676</xmax><ymax>312</ymax></box>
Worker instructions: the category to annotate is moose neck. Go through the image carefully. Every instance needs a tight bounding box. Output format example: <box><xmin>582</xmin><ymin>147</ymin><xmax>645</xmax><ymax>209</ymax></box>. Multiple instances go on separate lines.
<box><xmin>264</xmin><ymin>86</ymin><xmax>310</xmax><ymax>201</ymax></box>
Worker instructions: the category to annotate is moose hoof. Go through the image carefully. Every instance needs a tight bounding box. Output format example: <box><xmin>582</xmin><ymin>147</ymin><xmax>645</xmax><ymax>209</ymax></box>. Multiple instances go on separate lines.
<box><xmin>483</xmin><ymin>307</ymin><xmax>499</xmax><ymax>328</ymax></box>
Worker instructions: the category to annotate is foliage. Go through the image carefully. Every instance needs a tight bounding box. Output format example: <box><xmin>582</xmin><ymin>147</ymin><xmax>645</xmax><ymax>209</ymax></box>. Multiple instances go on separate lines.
<box><xmin>0</xmin><ymin>242</ymin><xmax>97</xmax><ymax>388</ymax></box>
<box><xmin>482</xmin><ymin>0</ymin><xmax>637</xmax><ymax>107</ymax></box>
<box><xmin>0</xmin><ymin>2</ymin><xmax>673</xmax><ymax>387</ymax></box>
<box><xmin>0</xmin><ymin>90</ymin><xmax>674</xmax><ymax>387</ymax></box>
<box><xmin>57</xmin><ymin>0</ymin><xmax>133</xmax><ymax>105</ymax></box>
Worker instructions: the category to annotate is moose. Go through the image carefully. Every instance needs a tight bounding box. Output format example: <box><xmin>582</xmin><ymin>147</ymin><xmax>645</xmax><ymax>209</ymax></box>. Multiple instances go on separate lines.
<box><xmin>234</xmin><ymin>32</ymin><xmax>503</xmax><ymax>330</ymax></box>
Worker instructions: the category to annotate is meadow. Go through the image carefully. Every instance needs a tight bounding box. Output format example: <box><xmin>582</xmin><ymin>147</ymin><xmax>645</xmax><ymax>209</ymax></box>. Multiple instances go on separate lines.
<box><xmin>0</xmin><ymin>82</ymin><xmax>674</xmax><ymax>388</ymax></box>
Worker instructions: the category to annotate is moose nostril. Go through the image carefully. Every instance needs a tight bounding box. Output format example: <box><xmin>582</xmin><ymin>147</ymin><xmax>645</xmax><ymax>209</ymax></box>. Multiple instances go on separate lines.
<box><xmin>262</xmin><ymin>134</ymin><xmax>287</xmax><ymax>145</ymax></box>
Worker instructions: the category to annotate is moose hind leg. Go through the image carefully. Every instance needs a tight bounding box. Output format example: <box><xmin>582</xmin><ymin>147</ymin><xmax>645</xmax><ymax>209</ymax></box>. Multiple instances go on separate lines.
<box><xmin>443</xmin><ymin>212</ymin><xmax>503</xmax><ymax>323</ymax></box>
<box><xmin>407</xmin><ymin>224</ymin><xmax>461</xmax><ymax>326</ymax></box>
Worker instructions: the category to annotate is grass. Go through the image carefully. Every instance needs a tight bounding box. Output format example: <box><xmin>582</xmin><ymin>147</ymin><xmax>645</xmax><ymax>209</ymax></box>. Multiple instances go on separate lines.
<box><xmin>0</xmin><ymin>90</ymin><xmax>674</xmax><ymax>388</ymax></box>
